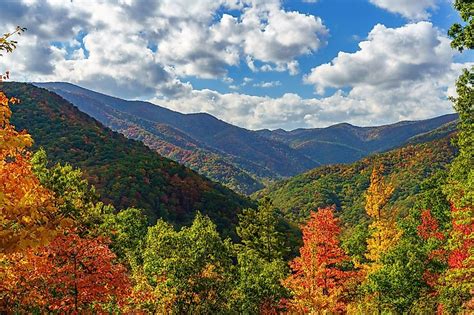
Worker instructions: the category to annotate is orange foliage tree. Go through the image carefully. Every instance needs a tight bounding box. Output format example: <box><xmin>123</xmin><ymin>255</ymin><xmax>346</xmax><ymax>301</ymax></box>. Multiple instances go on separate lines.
<box><xmin>0</xmin><ymin>90</ymin><xmax>65</xmax><ymax>253</ymax></box>
<box><xmin>283</xmin><ymin>207</ymin><xmax>358</xmax><ymax>313</ymax></box>
<box><xmin>1</xmin><ymin>232</ymin><xmax>131</xmax><ymax>313</ymax></box>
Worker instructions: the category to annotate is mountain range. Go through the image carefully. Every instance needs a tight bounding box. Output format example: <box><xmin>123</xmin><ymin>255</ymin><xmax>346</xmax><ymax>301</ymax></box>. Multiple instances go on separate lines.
<box><xmin>36</xmin><ymin>82</ymin><xmax>457</xmax><ymax>195</ymax></box>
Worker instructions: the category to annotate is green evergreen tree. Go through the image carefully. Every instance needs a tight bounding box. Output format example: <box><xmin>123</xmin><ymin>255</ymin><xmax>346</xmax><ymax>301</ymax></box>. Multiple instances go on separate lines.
<box><xmin>236</xmin><ymin>198</ymin><xmax>288</xmax><ymax>261</ymax></box>
<box><xmin>234</xmin><ymin>199</ymin><xmax>289</xmax><ymax>313</ymax></box>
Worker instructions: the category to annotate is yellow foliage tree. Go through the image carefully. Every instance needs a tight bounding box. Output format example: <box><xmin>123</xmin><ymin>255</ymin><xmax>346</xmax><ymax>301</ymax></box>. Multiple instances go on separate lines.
<box><xmin>0</xmin><ymin>91</ymin><xmax>64</xmax><ymax>253</ymax></box>
<box><xmin>358</xmin><ymin>165</ymin><xmax>402</xmax><ymax>313</ymax></box>
<box><xmin>364</xmin><ymin>165</ymin><xmax>401</xmax><ymax>272</ymax></box>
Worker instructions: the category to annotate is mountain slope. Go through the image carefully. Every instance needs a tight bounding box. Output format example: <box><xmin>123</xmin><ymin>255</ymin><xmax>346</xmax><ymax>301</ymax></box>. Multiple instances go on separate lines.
<box><xmin>36</xmin><ymin>82</ymin><xmax>318</xmax><ymax>194</ymax></box>
<box><xmin>2</xmin><ymin>82</ymin><xmax>252</xmax><ymax>237</ymax></box>
<box><xmin>36</xmin><ymin>82</ymin><xmax>457</xmax><ymax>194</ymax></box>
<box><xmin>256</xmin><ymin>114</ymin><xmax>458</xmax><ymax>165</ymax></box>
<box><xmin>254</xmin><ymin>134</ymin><xmax>457</xmax><ymax>226</ymax></box>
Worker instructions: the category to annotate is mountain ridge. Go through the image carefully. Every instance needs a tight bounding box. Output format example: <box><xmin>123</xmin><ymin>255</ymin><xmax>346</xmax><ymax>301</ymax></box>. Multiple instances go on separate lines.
<box><xmin>35</xmin><ymin>82</ymin><xmax>458</xmax><ymax>194</ymax></box>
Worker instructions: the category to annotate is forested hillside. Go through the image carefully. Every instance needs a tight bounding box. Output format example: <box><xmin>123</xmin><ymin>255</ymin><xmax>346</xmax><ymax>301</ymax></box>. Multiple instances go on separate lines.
<box><xmin>1</xmin><ymin>82</ymin><xmax>252</xmax><ymax>235</ymax></box>
<box><xmin>254</xmin><ymin>135</ymin><xmax>457</xmax><ymax>226</ymax></box>
<box><xmin>36</xmin><ymin>82</ymin><xmax>317</xmax><ymax>194</ymax></box>
<box><xmin>256</xmin><ymin>114</ymin><xmax>457</xmax><ymax>165</ymax></box>
<box><xmin>37</xmin><ymin>82</ymin><xmax>456</xmax><ymax>194</ymax></box>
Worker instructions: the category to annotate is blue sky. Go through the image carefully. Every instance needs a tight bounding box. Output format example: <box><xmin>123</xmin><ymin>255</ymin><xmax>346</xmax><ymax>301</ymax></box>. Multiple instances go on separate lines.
<box><xmin>190</xmin><ymin>0</ymin><xmax>469</xmax><ymax>99</ymax></box>
<box><xmin>0</xmin><ymin>0</ymin><xmax>472</xmax><ymax>129</ymax></box>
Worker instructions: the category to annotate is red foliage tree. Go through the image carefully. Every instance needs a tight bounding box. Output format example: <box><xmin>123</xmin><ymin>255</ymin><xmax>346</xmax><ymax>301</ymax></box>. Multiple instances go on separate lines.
<box><xmin>418</xmin><ymin>209</ymin><xmax>445</xmax><ymax>241</ymax></box>
<box><xmin>2</xmin><ymin>232</ymin><xmax>131</xmax><ymax>313</ymax></box>
<box><xmin>447</xmin><ymin>204</ymin><xmax>473</xmax><ymax>269</ymax></box>
<box><xmin>283</xmin><ymin>207</ymin><xmax>358</xmax><ymax>313</ymax></box>
<box><xmin>417</xmin><ymin>209</ymin><xmax>446</xmax><ymax>289</ymax></box>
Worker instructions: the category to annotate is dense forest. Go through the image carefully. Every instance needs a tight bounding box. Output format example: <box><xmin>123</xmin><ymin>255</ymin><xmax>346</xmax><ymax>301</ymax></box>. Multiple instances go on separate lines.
<box><xmin>36</xmin><ymin>82</ymin><xmax>456</xmax><ymax>195</ymax></box>
<box><xmin>1</xmin><ymin>82</ymin><xmax>252</xmax><ymax>237</ymax></box>
<box><xmin>1</xmin><ymin>1</ymin><xmax>473</xmax><ymax>313</ymax></box>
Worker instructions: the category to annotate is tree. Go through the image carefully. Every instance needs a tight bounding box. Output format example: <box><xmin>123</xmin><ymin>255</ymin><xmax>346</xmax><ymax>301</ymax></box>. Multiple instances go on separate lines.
<box><xmin>236</xmin><ymin>198</ymin><xmax>288</xmax><ymax>261</ymax></box>
<box><xmin>438</xmin><ymin>3</ymin><xmax>474</xmax><ymax>311</ymax></box>
<box><xmin>100</xmin><ymin>207</ymin><xmax>148</xmax><ymax>266</ymax></box>
<box><xmin>1</xmin><ymin>232</ymin><xmax>131</xmax><ymax>313</ymax></box>
<box><xmin>31</xmin><ymin>148</ymin><xmax>114</xmax><ymax>234</ymax></box>
<box><xmin>448</xmin><ymin>0</ymin><xmax>473</xmax><ymax>52</ymax></box>
<box><xmin>0</xmin><ymin>26</ymin><xmax>26</xmax><ymax>80</ymax></box>
<box><xmin>283</xmin><ymin>207</ymin><xmax>358</xmax><ymax>313</ymax></box>
<box><xmin>363</xmin><ymin>165</ymin><xmax>401</xmax><ymax>270</ymax></box>
<box><xmin>438</xmin><ymin>204</ymin><xmax>474</xmax><ymax>313</ymax></box>
<box><xmin>360</xmin><ymin>165</ymin><xmax>402</xmax><ymax>312</ymax></box>
<box><xmin>234</xmin><ymin>248</ymin><xmax>288</xmax><ymax>314</ymax></box>
<box><xmin>31</xmin><ymin>149</ymin><xmax>97</xmax><ymax>218</ymax></box>
<box><xmin>366</xmin><ymin>238</ymin><xmax>430</xmax><ymax>313</ymax></box>
<box><xmin>234</xmin><ymin>199</ymin><xmax>289</xmax><ymax>313</ymax></box>
<box><xmin>0</xmin><ymin>91</ymin><xmax>65</xmax><ymax>253</ymax></box>
<box><xmin>443</xmin><ymin>69</ymin><xmax>474</xmax><ymax>209</ymax></box>
<box><xmin>143</xmin><ymin>212</ymin><xmax>235</xmax><ymax>313</ymax></box>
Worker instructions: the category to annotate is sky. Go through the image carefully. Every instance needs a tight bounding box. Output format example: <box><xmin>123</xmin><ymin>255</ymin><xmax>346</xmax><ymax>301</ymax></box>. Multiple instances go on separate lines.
<box><xmin>0</xmin><ymin>0</ymin><xmax>472</xmax><ymax>130</ymax></box>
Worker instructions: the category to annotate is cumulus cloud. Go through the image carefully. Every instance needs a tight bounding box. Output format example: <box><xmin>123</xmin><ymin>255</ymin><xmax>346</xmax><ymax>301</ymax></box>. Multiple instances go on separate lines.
<box><xmin>0</xmin><ymin>0</ymin><xmax>328</xmax><ymax>96</ymax></box>
<box><xmin>369</xmin><ymin>0</ymin><xmax>438</xmax><ymax>20</ymax></box>
<box><xmin>149</xmin><ymin>22</ymin><xmax>468</xmax><ymax>130</ymax></box>
<box><xmin>305</xmin><ymin>22</ymin><xmax>453</xmax><ymax>93</ymax></box>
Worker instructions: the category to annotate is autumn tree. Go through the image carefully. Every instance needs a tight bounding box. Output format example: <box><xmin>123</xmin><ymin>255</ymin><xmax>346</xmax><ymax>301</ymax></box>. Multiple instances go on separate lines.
<box><xmin>438</xmin><ymin>204</ymin><xmax>474</xmax><ymax>312</ymax></box>
<box><xmin>0</xmin><ymin>88</ymin><xmax>65</xmax><ymax>253</ymax></box>
<box><xmin>360</xmin><ymin>165</ymin><xmax>402</xmax><ymax>312</ymax></box>
<box><xmin>283</xmin><ymin>207</ymin><xmax>358</xmax><ymax>313</ymax></box>
<box><xmin>2</xmin><ymin>232</ymin><xmax>131</xmax><ymax>313</ymax></box>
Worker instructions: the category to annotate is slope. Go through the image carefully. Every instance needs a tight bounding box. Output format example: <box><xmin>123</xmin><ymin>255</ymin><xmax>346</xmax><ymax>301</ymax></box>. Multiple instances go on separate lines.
<box><xmin>256</xmin><ymin>114</ymin><xmax>458</xmax><ymax>165</ymax></box>
<box><xmin>36</xmin><ymin>82</ymin><xmax>318</xmax><ymax>194</ymax></box>
<box><xmin>36</xmin><ymin>82</ymin><xmax>457</xmax><ymax>195</ymax></box>
<box><xmin>1</xmin><ymin>82</ymin><xmax>252</xmax><ymax>237</ymax></box>
<box><xmin>254</xmin><ymin>133</ymin><xmax>457</xmax><ymax>227</ymax></box>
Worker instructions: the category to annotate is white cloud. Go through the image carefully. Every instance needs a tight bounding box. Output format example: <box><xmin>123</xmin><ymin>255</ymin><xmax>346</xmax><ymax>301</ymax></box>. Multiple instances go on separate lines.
<box><xmin>149</xmin><ymin>22</ymin><xmax>468</xmax><ymax>130</ymax></box>
<box><xmin>253</xmin><ymin>80</ymin><xmax>282</xmax><ymax>88</ymax></box>
<box><xmin>0</xmin><ymin>1</ymin><xmax>467</xmax><ymax>130</ymax></box>
<box><xmin>305</xmin><ymin>22</ymin><xmax>453</xmax><ymax>93</ymax></box>
<box><xmin>238</xmin><ymin>1</ymin><xmax>327</xmax><ymax>72</ymax></box>
<box><xmin>0</xmin><ymin>0</ymin><xmax>328</xmax><ymax>96</ymax></box>
<box><xmin>369</xmin><ymin>0</ymin><xmax>438</xmax><ymax>20</ymax></box>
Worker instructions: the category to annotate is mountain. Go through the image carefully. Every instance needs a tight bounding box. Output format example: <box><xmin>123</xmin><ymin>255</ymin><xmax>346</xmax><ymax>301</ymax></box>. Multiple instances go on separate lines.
<box><xmin>1</xmin><ymin>82</ymin><xmax>252</xmax><ymax>237</ymax></box>
<box><xmin>35</xmin><ymin>82</ymin><xmax>457</xmax><ymax>194</ymax></box>
<box><xmin>253</xmin><ymin>134</ymin><xmax>457</xmax><ymax>226</ymax></box>
<box><xmin>36</xmin><ymin>82</ymin><xmax>318</xmax><ymax>194</ymax></box>
<box><xmin>255</xmin><ymin>114</ymin><xmax>458</xmax><ymax>165</ymax></box>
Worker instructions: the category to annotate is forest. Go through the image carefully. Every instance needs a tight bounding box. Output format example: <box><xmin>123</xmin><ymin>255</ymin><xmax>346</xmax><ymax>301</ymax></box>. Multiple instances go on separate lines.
<box><xmin>0</xmin><ymin>1</ymin><xmax>473</xmax><ymax>314</ymax></box>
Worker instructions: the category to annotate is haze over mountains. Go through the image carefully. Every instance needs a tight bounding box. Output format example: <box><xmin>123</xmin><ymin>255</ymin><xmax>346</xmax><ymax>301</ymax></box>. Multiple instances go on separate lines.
<box><xmin>36</xmin><ymin>82</ymin><xmax>458</xmax><ymax>194</ymax></box>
